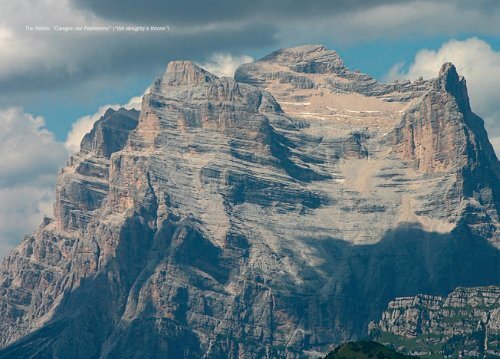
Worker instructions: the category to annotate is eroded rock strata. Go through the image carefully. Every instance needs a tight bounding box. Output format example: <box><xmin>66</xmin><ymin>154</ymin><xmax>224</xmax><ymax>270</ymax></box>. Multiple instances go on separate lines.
<box><xmin>0</xmin><ymin>45</ymin><xmax>498</xmax><ymax>358</ymax></box>
<box><xmin>371</xmin><ymin>286</ymin><xmax>500</xmax><ymax>357</ymax></box>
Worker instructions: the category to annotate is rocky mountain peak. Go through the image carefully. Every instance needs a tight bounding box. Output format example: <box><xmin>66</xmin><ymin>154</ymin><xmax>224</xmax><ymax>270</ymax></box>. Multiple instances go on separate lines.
<box><xmin>53</xmin><ymin>107</ymin><xmax>139</xmax><ymax>230</ymax></box>
<box><xmin>80</xmin><ymin>107</ymin><xmax>139</xmax><ymax>158</ymax></box>
<box><xmin>235</xmin><ymin>44</ymin><xmax>430</xmax><ymax>102</ymax></box>
<box><xmin>144</xmin><ymin>61</ymin><xmax>285</xmax><ymax>122</ymax></box>
<box><xmin>438</xmin><ymin>61</ymin><xmax>458</xmax><ymax>77</ymax></box>
<box><xmin>0</xmin><ymin>45</ymin><xmax>498</xmax><ymax>358</ymax></box>
<box><xmin>161</xmin><ymin>60</ymin><xmax>217</xmax><ymax>87</ymax></box>
<box><xmin>435</xmin><ymin>61</ymin><xmax>471</xmax><ymax>112</ymax></box>
<box><xmin>259</xmin><ymin>44</ymin><xmax>345</xmax><ymax>73</ymax></box>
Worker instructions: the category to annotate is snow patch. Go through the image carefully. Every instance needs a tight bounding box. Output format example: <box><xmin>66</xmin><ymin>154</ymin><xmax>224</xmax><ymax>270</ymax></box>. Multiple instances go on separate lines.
<box><xmin>281</xmin><ymin>101</ymin><xmax>311</xmax><ymax>106</ymax></box>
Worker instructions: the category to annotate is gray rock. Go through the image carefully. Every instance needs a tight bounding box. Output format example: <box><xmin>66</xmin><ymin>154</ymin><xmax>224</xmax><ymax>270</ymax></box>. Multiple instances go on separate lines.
<box><xmin>0</xmin><ymin>45</ymin><xmax>498</xmax><ymax>358</ymax></box>
<box><xmin>370</xmin><ymin>286</ymin><xmax>500</xmax><ymax>357</ymax></box>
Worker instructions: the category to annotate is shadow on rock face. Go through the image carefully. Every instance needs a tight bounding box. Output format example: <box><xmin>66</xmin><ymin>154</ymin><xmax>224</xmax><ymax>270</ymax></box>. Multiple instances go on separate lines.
<box><xmin>1</xmin><ymin>220</ymin><xmax>499</xmax><ymax>358</ymax></box>
<box><xmin>293</xmin><ymin>221</ymin><xmax>500</xmax><ymax>342</ymax></box>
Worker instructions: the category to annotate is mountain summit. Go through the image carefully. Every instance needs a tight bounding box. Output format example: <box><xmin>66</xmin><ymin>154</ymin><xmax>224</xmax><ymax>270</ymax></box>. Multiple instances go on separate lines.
<box><xmin>0</xmin><ymin>45</ymin><xmax>498</xmax><ymax>358</ymax></box>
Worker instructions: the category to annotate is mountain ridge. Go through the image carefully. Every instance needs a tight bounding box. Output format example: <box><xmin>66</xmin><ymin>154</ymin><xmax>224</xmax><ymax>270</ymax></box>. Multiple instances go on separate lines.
<box><xmin>0</xmin><ymin>45</ymin><xmax>498</xmax><ymax>358</ymax></box>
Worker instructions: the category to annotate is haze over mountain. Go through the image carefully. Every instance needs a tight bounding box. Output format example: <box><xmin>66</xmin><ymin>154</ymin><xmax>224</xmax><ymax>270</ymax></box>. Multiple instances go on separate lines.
<box><xmin>0</xmin><ymin>45</ymin><xmax>498</xmax><ymax>358</ymax></box>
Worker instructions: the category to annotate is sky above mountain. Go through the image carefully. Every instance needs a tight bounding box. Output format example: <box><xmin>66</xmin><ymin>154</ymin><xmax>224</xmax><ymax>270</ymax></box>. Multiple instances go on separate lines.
<box><xmin>0</xmin><ymin>0</ymin><xmax>500</xmax><ymax>258</ymax></box>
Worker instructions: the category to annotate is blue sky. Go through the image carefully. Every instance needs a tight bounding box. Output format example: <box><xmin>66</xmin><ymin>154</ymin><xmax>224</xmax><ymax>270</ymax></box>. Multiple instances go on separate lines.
<box><xmin>22</xmin><ymin>74</ymin><xmax>151</xmax><ymax>140</ymax></box>
<box><xmin>1</xmin><ymin>0</ymin><xmax>500</xmax><ymax>258</ymax></box>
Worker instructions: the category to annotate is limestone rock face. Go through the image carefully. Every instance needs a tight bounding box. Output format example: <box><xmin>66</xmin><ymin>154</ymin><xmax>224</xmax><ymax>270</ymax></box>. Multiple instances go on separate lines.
<box><xmin>370</xmin><ymin>286</ymin><xmax>500</xmax><ymax>357</ymax></box>
<box><xmin>80</xmin><ymin>108</ymin><xmax>140</xmax><ymax>158</ymax></box>
<box><xmin>0</xmin><ymin>46</ymin><xmax>498</xmax><ymax>358</ymax></box>
<box><xmin>54</xmin><ymin>108</ymin><xmax>139</xmax><ymax>230</ymax></box>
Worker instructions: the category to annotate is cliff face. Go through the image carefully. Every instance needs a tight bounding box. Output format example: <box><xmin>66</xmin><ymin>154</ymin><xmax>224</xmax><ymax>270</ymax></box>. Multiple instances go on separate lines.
<box><xmin>392</xmin><ymin>63</ymin><xmax>500</xmax><ymax>242</ymax></box>
<box><xmin>0</xmin><ymin>45</ymin><xmax>498</xmax><ymax>358</ymax></box>
<box><xmin>370</xmin><ymin>286</ymin><xmax>500</xmax><ymax>357</ymax></box>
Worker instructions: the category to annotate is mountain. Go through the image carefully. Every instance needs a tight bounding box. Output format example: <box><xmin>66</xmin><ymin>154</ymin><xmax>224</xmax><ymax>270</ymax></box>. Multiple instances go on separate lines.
<box><xmin>0</xmin><ymin>45</ymin><xmax>498</xmax><ymax>358</ymax></box>
<box><xmin>370</xmin><ymin>286</ymin><xmax>500</xmax><ymax>357</ymax></box>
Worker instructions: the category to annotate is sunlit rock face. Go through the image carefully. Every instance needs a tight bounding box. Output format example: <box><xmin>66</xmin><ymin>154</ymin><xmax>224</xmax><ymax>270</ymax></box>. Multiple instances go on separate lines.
<box><xmin>371</xmin><ymin>286</ymin><xmax>500</xmax><ymax>357</ymax></box>
<box><xmin>0</xmin><ymin>45</ymin><xmax>498</xmax><ymax>358</ymax></box>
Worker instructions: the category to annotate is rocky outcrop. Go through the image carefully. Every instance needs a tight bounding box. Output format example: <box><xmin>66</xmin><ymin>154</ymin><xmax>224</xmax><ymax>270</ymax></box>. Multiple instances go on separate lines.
<box><xmin>370</xmin><ymin>286</ymin><xmax>500</xmax><ymax>357</ymax></box>
<box><xmin>0</xmin><ymin>45</ymin><xmax>498</xmax><ymax>358</ymax></box>
<box><xmin>80</xmin><ymin>108</ymin><xmax>139</xmax><ymax>158</ymax></box>
<box><xmin>392</xmin><ymin>62</ymin><xmax>500</xmax><ymax>245</ymax></box>
<box><xmin>54</xmin><ymin>108</ymin><xmax>139</xmax><ymax>230</ymax></box>
<box><xmin>235</xmin><ymin>44</ymin><xmax>429</xmax><ymax>100</ymax></box>
<box><xmin>0</xmin><ymin>107</ymin><xmax>139</xmax><ymax>350</ymax></box>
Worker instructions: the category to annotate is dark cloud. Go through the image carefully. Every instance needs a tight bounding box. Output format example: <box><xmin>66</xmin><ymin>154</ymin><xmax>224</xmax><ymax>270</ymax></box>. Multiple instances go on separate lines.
<box><xmin>0</xmin><ymin>21</ymin><xmax>277</xmax><ymax>96</ymax></box>
<box><xmin>70</xmin><ymin>0</ymin><xmax>420</xmax><ymax>25</ymax></box>
<box><xmin>455</xmin><ymin>0</ymin><xmax>500</xmax><ymax>13</ymax></box>
<box><xmin>2</xmin><ymin>0</ymin><xmax>500</xmax><ymax>105</ymax></box>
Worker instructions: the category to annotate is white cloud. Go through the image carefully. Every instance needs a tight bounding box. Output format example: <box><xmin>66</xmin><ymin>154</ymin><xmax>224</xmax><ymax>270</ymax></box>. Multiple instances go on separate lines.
<box><xmin>0</xmin><ymin>89</ymin><xmax>145</xmax><ymax>260</ymax></box>
<box><xmin>0</xmin><ymin>0</ymin><xmax>97</xmax><ymax>82</ymax></box>
<box><xmin>387</xmin><ymin>37</ymin><xmax>500</xmax><ymax>156</ymax></box>
<box><xmin>64</xmin><ymin>89</ymin><xmax>146</xmax><ymax>153</ymax></box>
<box><xmin>0</xmin><ymin>108</ymin><xmax>67</xmax><ymax>259</ymax></box>
<box><xmin>198</xmin><ymin>53</ymin><xmax>253</xmax><ymax>77</ymax></box>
